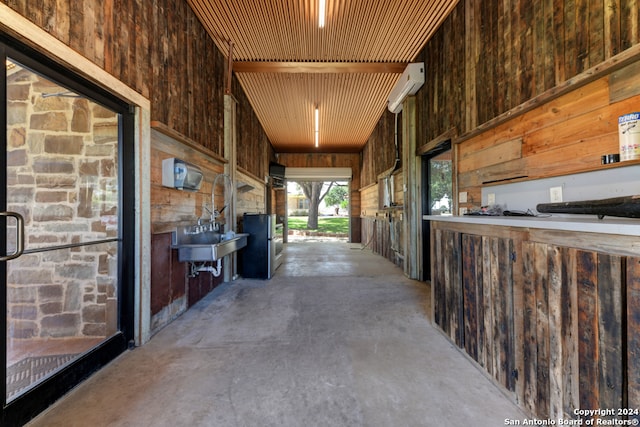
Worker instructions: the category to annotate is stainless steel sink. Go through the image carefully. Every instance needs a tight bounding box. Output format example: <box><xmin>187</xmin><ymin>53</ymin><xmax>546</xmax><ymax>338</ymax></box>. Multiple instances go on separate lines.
<box><xmin>171</xmin><ymin>228</ymin><xmax>248</xmax><ymax>262</ymax></box>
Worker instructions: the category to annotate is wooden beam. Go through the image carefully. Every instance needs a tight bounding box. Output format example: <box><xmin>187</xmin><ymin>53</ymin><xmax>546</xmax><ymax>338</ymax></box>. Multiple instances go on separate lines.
<box><xmin>233</xmin><ymin>61</ymin><xmax>407</xmax><ymax>74</ymax></box>
<box><xmin>226</xmin><ymin>41</ymin><xmax>234</xmax><ymax>94</ymax></box>
<box><xmin>151</xmin><ymin>121</ymin><xmax>227</xmax><ymax>165</ymax></box>
<box><xmin>416</xmin><ymin>127</ymin><xmax>458</xmax><ymax>156</ymax></box>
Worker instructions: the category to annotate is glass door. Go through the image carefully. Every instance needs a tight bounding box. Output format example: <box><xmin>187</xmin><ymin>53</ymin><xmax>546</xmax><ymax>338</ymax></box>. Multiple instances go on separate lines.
<box><xmin>2</xmin><ymin>42</ymin><xmax>134</xmax><ymax>426</ymax></box>
<box><xmin>426</xmin><ymin>150</ymin><xmax>453</xmax><ymax>216</ymax></box>
<box><xmin>421</xmin><ymin>142</ymin><xmax>452</xmax><ymax>281</ymax></box>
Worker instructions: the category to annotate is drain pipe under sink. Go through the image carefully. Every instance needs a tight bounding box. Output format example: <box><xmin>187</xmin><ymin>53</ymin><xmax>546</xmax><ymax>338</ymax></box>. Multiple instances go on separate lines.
<box><xmin>189</xmin><ymin>259</ymin><xmax>222</xmax><ymax>277</ymax></box>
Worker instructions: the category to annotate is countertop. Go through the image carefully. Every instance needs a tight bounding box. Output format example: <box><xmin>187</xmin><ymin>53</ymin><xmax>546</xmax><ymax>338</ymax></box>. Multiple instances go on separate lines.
<box><xmin>423</xmin><ymin>214</ymin><xmax>640</xmax><ymax>236</ymax></box>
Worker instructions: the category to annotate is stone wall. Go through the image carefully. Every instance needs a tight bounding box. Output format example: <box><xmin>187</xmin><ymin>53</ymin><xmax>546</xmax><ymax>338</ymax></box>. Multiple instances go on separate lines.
<box><xmin>6</xmin><ymin>63</ymin><xmax>119</xmax><ymax>341</ymax></box>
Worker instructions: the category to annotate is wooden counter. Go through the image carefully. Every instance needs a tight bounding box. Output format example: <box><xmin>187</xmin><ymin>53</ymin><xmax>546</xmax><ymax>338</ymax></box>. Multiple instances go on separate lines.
<box><xmin>429</xmin><ymin>217</ymin><xmax>640</xmax><ymax>421</ymax></box>
<box><xmin>424</xmin><ymin>214</ymin><xmax>640</xmax><ymax>237</ymax></box>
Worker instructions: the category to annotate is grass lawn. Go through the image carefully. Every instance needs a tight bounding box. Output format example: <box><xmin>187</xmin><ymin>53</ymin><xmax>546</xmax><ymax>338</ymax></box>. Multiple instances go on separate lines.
<box><xmin>288</xmin><ymin>216</ymin><xmax>349</xmax><ymax>234</ymax></box>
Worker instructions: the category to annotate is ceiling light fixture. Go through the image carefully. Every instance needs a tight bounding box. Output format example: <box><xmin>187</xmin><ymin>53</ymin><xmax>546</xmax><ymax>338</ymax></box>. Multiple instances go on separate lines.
<box><xmin>314</xmin><ymin>106</ymin><xmax>319</xmax><ymax>147</ymax></box>
<box><xmin>318</xmin><ymin>0</ymin><xmax>326</xmax><ymax>28</ymax></box>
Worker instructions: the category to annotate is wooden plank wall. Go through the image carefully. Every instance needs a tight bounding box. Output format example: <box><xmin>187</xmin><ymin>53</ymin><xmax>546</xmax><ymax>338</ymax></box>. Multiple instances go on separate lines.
<box><xmin>359</xmin><ymin>106</ymin><xmax>404</xmax><ymax>257</ymax></box>
<box><xmin>150</xmin><ymin>129</ymin><xmax>225</xmax><ymax>234</ymax></box>
<box><xmin>4</xmin><ymin>0</ymin><xmax>273</xmax><ymax>180</ymax></box>
<box><xmin>360</xmin><ymin>216</ymin><xmax>402</xmax><ymax>267</ymax></box>
<box><xmin>457</xmin><ymin>76</ymin><xmax>640</xmax><ymax>205</ymax></box>
<box><xmin>274</xmin><ymin>188</ymin><xmax>286</xmax><ymax>222</ymax></box>
<box><xmin>361</xmin><ymin>163</ymin><xmax>405</xmax><ymax>255</ymax></box>
<box><xmin>414</xmin><ymin>3</ymin><xmax>466</xmax><ymax>147</ymax></box>
<box><xmin>149</xmin><ymin>129</ymin><xmax>223</xmax><ymax>332</ymax></box>
<box><xmin>150</xmin><ymin>128</ymin><xmax>260</xmax><ymax>332</ymax></box>
<box><xmin>361</xmin><ymin>0</ymin><xmax>640</xmax><ymax>211</ymax></box>
<box><xmin>236</xmin><ymin>87</ymin><xmax>277</xmax><ymax>180</ymax></box>
<box><xmin>235</xmin><ymin>170</ymin><xmax>268</xmax><ymax>218</ymax></box>
<box><xmin>360</xmin><ymin>110</ymin><xmax>400</xmax><ymax>187</ymax></box>
<box><xmin>359</xmin><ymin>175</ymin><xmax>404</xmax><ymax>261</ymax></box>
<box><xmin>150</xmin><ymin>231</ymin><xmax>189</xmax><ymax>334</ymax></box>
<box><xmin>413</xmin><ymin>0</ymin><xmax>640</xmax><ymax>142</ymax></box>
<box><xmin>150</xmin><ymin>232</ymin><xmax>186</xmax><ymax>317</ymax></box>
<box><xmin>360</xmin><ymin>185</ymin><xmax>378</xmax><ymax>217</ymax></box>
<box><xmin>450</xmin><ymin>0</ymin><xmax>640</xmax><ymax>205</ymax></box>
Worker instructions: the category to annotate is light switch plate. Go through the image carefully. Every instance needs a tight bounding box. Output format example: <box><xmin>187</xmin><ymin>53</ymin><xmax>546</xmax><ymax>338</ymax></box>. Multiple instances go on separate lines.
<box><xmin>550</xmin><ymin>186</ymin><xmax>563</xmax><ymax>203</ymax></box>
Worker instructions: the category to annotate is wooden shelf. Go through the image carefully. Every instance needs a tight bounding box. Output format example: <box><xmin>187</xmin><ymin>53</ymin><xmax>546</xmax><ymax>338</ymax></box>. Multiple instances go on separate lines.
<box><xmin>150</xmin><ymin>121</ymin><xmax>227</xmax><ymax>165</ymax></box>
<box><xmin>481</xmin><ymin>158</ymin><xmax>640</xmax><ymax>187</ymax></box>
<box><xmin>237</xmin><ymin>166</ymin><xmax>262</xmax><ymax>184</ymax></box>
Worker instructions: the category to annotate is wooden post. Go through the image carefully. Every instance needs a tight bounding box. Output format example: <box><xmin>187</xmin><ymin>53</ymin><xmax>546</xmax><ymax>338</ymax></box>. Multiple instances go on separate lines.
<box><xmin>402</xmin><ymin>96</ymin><xmax>422</xmax><ymax>280</ymax></box>
<box><xmin>224</xmin><ymin>94</ymin><xmax>237</xmax><ymax>281</ymax></box>
<box><xmin>225</xmin><ymin>41</ymin><xmax>234</xmax><ymax>95</ymax></box>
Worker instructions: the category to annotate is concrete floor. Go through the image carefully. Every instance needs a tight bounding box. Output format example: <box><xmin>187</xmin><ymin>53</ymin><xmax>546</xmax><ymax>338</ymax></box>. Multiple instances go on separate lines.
<box><xmin>28</xmin><ymin>242</ymin><xmax>526</xmax><ymax>427</ymax></box>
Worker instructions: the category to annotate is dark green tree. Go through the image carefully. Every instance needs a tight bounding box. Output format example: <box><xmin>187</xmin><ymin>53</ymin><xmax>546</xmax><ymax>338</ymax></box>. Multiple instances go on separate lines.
<box><xmin>429</xmin><ymin>160</ymin><xmax>452</xmax><ymax>213</ymax></box>
<box><xmin>324</xmin><ymin>185</ymin><xmax>349</xmax><ymax>215</ymax></box>
<box><xmin>297</xmin><ymin>181</ymin><xmax>334</xmax><ymax>229</ymax></box>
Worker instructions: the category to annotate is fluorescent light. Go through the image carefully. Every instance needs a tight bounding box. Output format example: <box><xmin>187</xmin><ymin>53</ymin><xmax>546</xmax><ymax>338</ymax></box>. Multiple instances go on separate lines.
<box><xmin>315</xmin><ymin>107</ymin><xmax>319</xmax><ymax>147</ymax></box>
<box><xmin>285</xmin><ymin>167</ymin><xmax>352</xmax><ymax>180</ymax></box>
<box><xmin>319</xmin><ymin>0</ymin><xmax>326</xmax><ymax>28</ymax></box>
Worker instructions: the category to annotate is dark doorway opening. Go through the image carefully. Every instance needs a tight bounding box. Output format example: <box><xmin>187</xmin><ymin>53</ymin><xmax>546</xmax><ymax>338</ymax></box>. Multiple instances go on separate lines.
<box><xmin>421</xmin><ymin>141</ymin><xmax>452</xmax><ymax>281</ymax></box>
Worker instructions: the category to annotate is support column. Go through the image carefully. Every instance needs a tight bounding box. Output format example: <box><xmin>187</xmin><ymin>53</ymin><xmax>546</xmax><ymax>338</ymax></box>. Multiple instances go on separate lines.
<box><xmin>224</xmin><ymin>94</ymin><xmax>238</xmax><ymax>281</ymax></box>
<box><xmin>402</xmin><ymin>96</ymin><xmax>422</xmax><ymax>280</ymax></box>
<box><xmin>136</xmin><ymin>106</ymin><xmax>152</xmax><ymax>345</ymax></box>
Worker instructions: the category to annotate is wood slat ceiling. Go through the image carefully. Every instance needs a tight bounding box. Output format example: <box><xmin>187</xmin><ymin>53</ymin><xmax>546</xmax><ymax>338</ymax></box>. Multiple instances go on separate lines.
<box><xmin>187</xmin><ymin>0</ymin><xmax>459</xmax><ymax>153</ymax></box>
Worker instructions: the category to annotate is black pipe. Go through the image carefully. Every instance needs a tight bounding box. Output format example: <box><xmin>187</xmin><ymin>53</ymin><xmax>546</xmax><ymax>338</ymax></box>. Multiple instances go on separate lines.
<box><xmin>536</xmin><ymin>195</ymin><xmax>640</xmax><ymax>219</ymax></box>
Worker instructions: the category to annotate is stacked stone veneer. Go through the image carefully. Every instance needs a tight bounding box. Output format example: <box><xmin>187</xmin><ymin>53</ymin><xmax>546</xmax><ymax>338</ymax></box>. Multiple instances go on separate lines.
<box><xmin>6</xmin><ymin>64</ymin><xmax>119</xmax><ymax>341</ymax></box>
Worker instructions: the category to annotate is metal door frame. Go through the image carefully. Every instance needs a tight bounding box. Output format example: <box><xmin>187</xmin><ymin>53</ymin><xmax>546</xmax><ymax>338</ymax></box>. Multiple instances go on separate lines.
<box><xmin>421</xmin><ymin>140</ymin><xmax>453</xmax><ymax>282</ymax></box>
<box><xmin>0</xmin><ymin>35</ymin><xmax>136</xmax><ymax>426</ymax></box>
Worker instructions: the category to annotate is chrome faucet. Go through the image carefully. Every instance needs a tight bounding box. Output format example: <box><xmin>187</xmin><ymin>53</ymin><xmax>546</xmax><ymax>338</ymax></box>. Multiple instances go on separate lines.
<box><xmin>202</xmin><ymin>203</ymin><xmax>214</xmax><ymax>223</ymax></box>
<box><xmin>212</xmin><ymin>173</ymin><xmax>234</xmax><ymax>232</ymax></box>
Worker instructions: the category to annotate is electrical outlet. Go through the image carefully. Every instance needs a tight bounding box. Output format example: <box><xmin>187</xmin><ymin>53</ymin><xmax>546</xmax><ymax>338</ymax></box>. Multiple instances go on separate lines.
<box><xmin>487</xmin><ymin>193</ymin><xmax>496</xmax><ymax>205</ymax></box>
<box><xmin>550</xmin><ymin>186</ymin><xmax>563</xmax><ymax>203</ymax></box>
<box><xmin>459</xmin><ymin>191</ymin><xmax>468</xmax><ymax>203</ymax></box>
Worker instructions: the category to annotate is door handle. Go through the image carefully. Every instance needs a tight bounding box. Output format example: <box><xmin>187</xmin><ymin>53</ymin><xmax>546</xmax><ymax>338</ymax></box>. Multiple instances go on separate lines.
<box><xmin>1</xmin><ymin>211</ymin><xmax>24</xmax><ymax>261</ymax></box>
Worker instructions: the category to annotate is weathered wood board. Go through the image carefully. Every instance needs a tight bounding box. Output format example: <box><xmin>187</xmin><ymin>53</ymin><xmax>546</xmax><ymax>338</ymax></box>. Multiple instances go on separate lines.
<box><xmin>432</xmin><ymin>221</ymin><xmax>631</xmax><ymax>421</ymax></box>
<box><xmin>628</xmin><ymin>257</ymin><xmax>640</xmax><ymax>422</ymax></box>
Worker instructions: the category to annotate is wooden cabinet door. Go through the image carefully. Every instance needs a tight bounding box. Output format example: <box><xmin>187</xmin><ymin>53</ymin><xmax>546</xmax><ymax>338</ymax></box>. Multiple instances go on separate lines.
<box><xmin>432</xmin><ymin>228</ymin><xmax>462</xmax><ymax>346</ymax></box>
<box><xmin>521</xmin><ymin>243</ymin><xmax>579</xmax><ymax>419</ymax></box>
<box><xmin>628</xmin><ymin>257</ymin><xmax>640</xmax><ymax>423</ymax></box>
<box><xmin>462</xmin><ymin>234</ymin><xmax>516</xmax><ymax>393</ymax></box>
<box><xmin>521</xmin><ymin>243</ymin><xmax>626</xmax><ymax>421</ymax></box>
<box><xmin>433</xmin><ymin>229</ymin><xmax>516</xmax><ymax>393</ymax></box>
